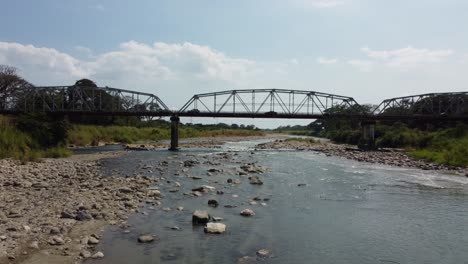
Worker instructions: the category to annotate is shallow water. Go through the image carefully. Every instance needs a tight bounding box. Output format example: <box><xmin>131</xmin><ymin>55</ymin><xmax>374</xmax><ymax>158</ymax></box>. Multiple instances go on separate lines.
<box><xmin>89</xmin><ymin>140</ymin><xmax>468</xmax><ymax>264</ymax></box>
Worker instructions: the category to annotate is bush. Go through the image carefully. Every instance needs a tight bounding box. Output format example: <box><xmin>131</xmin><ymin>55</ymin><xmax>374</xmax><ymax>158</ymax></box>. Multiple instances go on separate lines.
<box><xmin>0</xmin><ymin>126</ymin><xmax>70</xmax><ymax>161</ymax></box>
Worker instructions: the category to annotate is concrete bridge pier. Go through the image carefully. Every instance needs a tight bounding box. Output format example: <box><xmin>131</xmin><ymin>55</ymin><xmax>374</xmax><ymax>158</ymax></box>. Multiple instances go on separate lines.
<box><xmin>169</xmin><ymin>115</ymin><xmax>180</xmax><ymax>151</ymax></box>
<box><xmin>360</xmin><ymin>120</ymin><xmax>376</xmax><ymax>150</ymax></box>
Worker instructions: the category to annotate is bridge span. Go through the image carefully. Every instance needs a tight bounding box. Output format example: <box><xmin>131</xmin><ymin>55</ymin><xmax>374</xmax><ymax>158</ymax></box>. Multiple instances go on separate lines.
<box><xmin>1</xmin><ymin>85</ymin><xmax>467</xmax><ymax>150</ymax></box>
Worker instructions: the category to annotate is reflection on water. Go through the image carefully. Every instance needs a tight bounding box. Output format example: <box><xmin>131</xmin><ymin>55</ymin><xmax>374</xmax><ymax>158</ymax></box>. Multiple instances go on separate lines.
<box><xmin>90</xmin><ymin>141</ymin><xmax>468</xmax><ymax>264</ymax></box>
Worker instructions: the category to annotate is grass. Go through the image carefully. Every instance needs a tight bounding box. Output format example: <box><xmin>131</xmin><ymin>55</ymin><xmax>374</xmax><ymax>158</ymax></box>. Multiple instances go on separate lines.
<box><xmin>0</xmin><ymin>126</ymin><xmax>70</xmax><ymax>161</ymax></box>
<box><xmin>409</xmin><ymin>135</ymin><xmax>468</xmax><ymax>167</ymax></box>
<box><xmin>67</xmin><ymin>125</ymin><xmax>265</xmax><ymax>146</ymax></box>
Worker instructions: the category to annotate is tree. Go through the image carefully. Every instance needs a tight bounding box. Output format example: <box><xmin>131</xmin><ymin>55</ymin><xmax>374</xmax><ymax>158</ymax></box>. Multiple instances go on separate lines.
<box><xmin>75</xmin><ymin>78</ymin><xmax>97</xmax><ymax>87</ymax></box>
<box><xmin>0</xmin><ymin>65</ymin><xmax>32</xmax><ymax>110</ymax></box>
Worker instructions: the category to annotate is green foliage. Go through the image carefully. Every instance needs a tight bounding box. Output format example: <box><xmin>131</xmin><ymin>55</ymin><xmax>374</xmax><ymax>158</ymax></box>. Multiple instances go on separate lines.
<box><xmin>374</xmin><ymin>122</ymin><xmax>431</xmax><ymax>148</ymax></box>
<box><xmin>408</xmin><ymin>123</ymin><xmax>468</xmax><ymax>166</ymax></box>
<box><xmin>0</xmin><ymin>126</ymin><xmax>70</xmax><ymax>161</ymax></box>
<box><xmin>328</xmin><ymin>129</ymin><xmax>362</xmax><ymax>145</ymax></box>
<box><xmin>0</xmin><ymin>126</ymin><xmax>35</xmax><ymax>161</ymax></box>
<box><xmin>16</xmin><ymin>113</ymin><xmax>70</xmax><ymax>147</ymax></box>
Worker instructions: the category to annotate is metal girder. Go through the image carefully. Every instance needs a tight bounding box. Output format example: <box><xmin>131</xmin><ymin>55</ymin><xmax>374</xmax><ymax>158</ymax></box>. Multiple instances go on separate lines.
<box><xmin>1</xmin><ymin>85</ymin><xmax>170</xmax><ymax>115</ymax></box>
<box><xmin>372</xmin><ymin>92</ymin><xmax>468</xmax><ymax>118</ymax></box>
<box><xmin>179</xmin><ymin>89</ymin><xmax>360</xmax><ymax>116</ymax></box>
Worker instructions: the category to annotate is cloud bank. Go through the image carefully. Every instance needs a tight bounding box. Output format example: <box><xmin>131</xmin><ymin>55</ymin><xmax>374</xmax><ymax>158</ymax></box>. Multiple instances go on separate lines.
<box><xmin>0</xmin><ymin>41</ymin><xmax>258</xmax><ymax>86</ymax></box>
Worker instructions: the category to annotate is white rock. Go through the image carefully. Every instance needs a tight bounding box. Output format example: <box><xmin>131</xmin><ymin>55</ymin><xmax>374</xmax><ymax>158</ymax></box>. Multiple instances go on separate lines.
<box><xmin>87</xmin><ymin>236</ymin><xmax>100</xmax><ymax>245</ymax></box>
<box><xmin>204</xmin><ymin>223</ymin><xmax>226</xmax><ymax>234</ymax></box>
<box><xmin>137</xmin><ymin>235</ymin><xmax>155</xmax><ymax>243</ymax></box>
<box><xmin>240</xmin><ymin>209</ymin><xmax>255</xmax><ymax>217</ymax></box>
<box><xmin>256</xmin><ymin>249</ymin><xmax>270</xmax><ymax>258</ymax></box>
<box><xmin>192</xmin><ymin>210</ymin><xmax>210</xmax><ymax>224</ymax></box>
<box><xmin>92</xmin><ymin>251</ymin><xmax>104</xmax><ymax>259</ymax></box>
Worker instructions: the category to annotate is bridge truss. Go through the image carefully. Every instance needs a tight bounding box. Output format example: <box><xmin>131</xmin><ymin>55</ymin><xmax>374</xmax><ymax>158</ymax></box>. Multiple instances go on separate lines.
<box><xmin>372</xmin><ymin>92</ymin><xmax>468</xmax><ymax>120</ymax></box>
<box><xmin>178</xmin><ymin>89</ymin><xmax>360</xmax><ymax>118</ymax></box>
<box><xmin>1</xmin><ymin>86</ymin><xmax>170</xmax><ymax>116</ymax></box>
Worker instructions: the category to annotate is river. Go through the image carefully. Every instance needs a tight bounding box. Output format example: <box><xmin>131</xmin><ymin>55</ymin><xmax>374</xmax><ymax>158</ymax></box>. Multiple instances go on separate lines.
<box><xmin>87</xmin><ymin>139</ymin><xmax>468</xmax><ymax>264</ymax></box>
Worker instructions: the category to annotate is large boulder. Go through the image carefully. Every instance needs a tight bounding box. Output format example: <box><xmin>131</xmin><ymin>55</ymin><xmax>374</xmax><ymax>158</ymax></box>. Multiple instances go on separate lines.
<box><xmin>192</xmin><ymin>210</ymin><xmax>210</xmax><ymax>224</ymax></box>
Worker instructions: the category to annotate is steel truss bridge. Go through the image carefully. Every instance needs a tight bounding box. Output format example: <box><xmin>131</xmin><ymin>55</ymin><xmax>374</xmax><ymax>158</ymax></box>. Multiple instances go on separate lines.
<box><xmin>1</xmin><ymin>86</ymin><xmax>466</xmax><ymax>121</ymax></box>
<box><xmin>1</xmin><ymin>85</ymin><xmax>467</xmax><ymax>149</ymax></box>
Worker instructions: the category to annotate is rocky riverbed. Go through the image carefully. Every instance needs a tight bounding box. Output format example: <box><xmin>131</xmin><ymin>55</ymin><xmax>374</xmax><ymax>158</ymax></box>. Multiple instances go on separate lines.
<box><xmin>0</xmin><ymin>156</ymin><xmax>165</xmax><ymax>264</ymax></box>
<box><xmin>256</xmin><ymin>139</ymin><xmax>468</xmax><ymax>175</ymax></box>
<box><xmin>0</xmin><ymin>142</ymin><xmax>273</xmax><ymax>264</ymax></box>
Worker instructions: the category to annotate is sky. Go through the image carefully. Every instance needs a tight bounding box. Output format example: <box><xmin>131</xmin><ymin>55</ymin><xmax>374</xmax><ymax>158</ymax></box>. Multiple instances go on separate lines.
<box><xmin>1</xmin><ymin>0</ymin><xmax>468</xmax><ymax>128</ymax></box>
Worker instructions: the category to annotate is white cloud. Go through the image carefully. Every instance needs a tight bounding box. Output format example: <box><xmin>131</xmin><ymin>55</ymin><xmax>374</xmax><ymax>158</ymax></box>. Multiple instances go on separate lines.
<box><xmin>347</xmin><ymin>60</ymin><xmax>373</xmax><ymax>72</ymax></box>
<box><xmin>0</xmin><ymin>42</ymin><xmax>88</xmax><ymax>83</ymax></box>
<box><xmin>317</xmin><ymin>57</ymin><xmax>338</xmax><ymax>64</ymax></box>
<box><xmin>360</xmin><ymin>46</ymin><xmax>453</xmax><ymax>71</ymax></box>
<box><xmin>0</xmin><ymin>41</ymin><xmax>259</xmax><ymax>86</ymax></box>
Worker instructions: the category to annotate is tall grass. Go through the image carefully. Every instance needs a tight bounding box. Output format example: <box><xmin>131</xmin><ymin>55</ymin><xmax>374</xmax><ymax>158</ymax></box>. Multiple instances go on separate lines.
<box><xmin>67</xmin><ymin>125</ymin><xmax>170</xmax><ymax>145</ymax></box>
<box><xmin>67</xmin><ymin>125</ymin><xmax>265</xmax><ymax>146</ymax></box>
<box><xmin>409</xmin><ymin>125</ymin><xmax>468</xmax><ymax>167</ymax></box>
<box><xmin>0</xmin><ymin>126</ymin><xmax>71</xmax><ymax>161</ymax></box>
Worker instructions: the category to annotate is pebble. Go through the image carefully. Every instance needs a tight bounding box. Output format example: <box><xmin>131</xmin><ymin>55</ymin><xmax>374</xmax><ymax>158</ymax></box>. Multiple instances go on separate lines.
<box><xmin>28</xmin><ymin>241</ymin><xmax>39</xmax><ymax>249</ymax></box>
<box><xmin>48</xmin><ymin>236</ymin><xmax>64</xmax><ymax>246</ymax></box>
<box><xmin>212</xmin><ymin>217</ymin><xmax>224</xmax><ymax>222</ymax></box>
<box><xmin>208</xmin><ymin>199</ymin><xmax>219</xmax><ymax>207</ymax></box>
<box><xmin>49</xmin><ymin>227</ymin><xmax>61</xmax><ymax>235</ymax></box>
<box><xmin>249</xmin><ymin>176</ymin><xmax>263</xmax><ymax>185</ymax></box>
<box><xmin>256</xmin><ymin>249</ymin><xmax>270</xmax><ymax>258</ymax></box>
<box><xmin>80</xmin><ymin>250</ymin><xmax>92</xmax><ymax>258</ymax></box>
<box><xmin>87</xmin><ymin>236</ymin><xmax>100</xmax><ymax>245</ymax></box>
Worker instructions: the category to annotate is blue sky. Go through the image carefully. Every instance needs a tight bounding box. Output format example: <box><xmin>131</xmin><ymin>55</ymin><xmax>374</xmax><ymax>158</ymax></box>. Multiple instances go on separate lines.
<box><xmin>1</xmin><ymin>0</ymin><xmax>468</xmax><ymax>127</ymax></box>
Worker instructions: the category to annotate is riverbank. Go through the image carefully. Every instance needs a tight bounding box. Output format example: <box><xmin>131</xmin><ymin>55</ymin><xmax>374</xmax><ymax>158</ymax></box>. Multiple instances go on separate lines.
<box><xmin>256</xmin><ymin>139</ymin><xmax>468</xmax><ymax>176</ymax></box>
<box><xmin>111</xmin><ymin>134</ymin><xmax>282</xmax><ymax>150</ymax></box>
<box><xmin>0</xmin><ymin>153</ymin><xmax>165</xmax><ymax>264</ymax></box>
